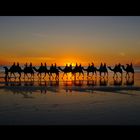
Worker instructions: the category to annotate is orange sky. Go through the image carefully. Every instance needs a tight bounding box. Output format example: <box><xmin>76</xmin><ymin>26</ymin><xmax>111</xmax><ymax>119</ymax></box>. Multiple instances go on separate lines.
<box><xmin>0</xmin><ymin>16</ymin><xmax>140</xmax><ymax>66</ymax></box>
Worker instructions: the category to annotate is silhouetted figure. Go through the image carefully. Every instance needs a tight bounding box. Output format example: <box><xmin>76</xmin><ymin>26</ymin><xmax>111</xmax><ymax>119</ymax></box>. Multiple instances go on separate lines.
<box><xmin>122</xmin><ymin>63</ymin><xmax>134</xmax><ymax>78</ymax></box>
<box><xmin>108</xmin><ymin>63</ymin><xmax>123</xmax><ymax>78</ymax></box>
<box><xmin>97</xmin><ymin>62</ymin><xmax>108</xmax><ymax>77</ymax></box>
<box><xmin>23</xmin><ymin>62</ymin><xmax>34</xmax><ymax>79</ymax></box>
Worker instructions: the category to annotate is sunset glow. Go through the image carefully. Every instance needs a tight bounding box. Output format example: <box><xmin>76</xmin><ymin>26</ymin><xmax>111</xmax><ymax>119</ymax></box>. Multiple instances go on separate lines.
<box><xmin>0</xmin><ymin>16</ymin><xmax>140</xmax><ymax>66</ymax></box>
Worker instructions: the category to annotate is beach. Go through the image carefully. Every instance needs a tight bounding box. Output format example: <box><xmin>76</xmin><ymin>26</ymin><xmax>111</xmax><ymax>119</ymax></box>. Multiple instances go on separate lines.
<box><xmin>0</xmin><ymin>67</ymin><xmax>140</xmax><ymax>125</ymax></box>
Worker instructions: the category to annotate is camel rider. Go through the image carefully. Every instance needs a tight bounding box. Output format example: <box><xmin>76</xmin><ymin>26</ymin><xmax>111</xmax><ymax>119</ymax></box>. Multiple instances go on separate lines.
<box><xmin>118</xmin><ymin>63</ymin><xmax>121</xmax><ymax>69</ymax></box>
<box><xmin>99</xmin><ymin>63</ymin><xmax>103</xmax><ymax>70</ymax></box>
<box><xmin>91</xmin><ymin>63</ymin><xmax>94</xmax><ymax>71</ymax></box>
<box><xmin>54</xmin><ymin>63</ymin><xmax>57</xmax><ymax>70</ymax></box>
<box><xmin>29</xmin><ymin>62</ymin><xmax>33</xmax><ymax>69</ymax></box>
<box><xmin>24</xmin><ymin>63</ymin><xmax>28</xmax><ymax>68</ymax></box>
<box><xmin>130</xmin><ymin>62</ymin><xmax>133</xmax><ymax>69</ymax></box>
<box><xmin>103</xmin><ymin>63</ymin><xmax>107</xmax><ymax>68</ymax></box>
<box><xmin>44</xmin><ymin>63</ymin><xmax>47</xmax><ymax>67</ymax></box>
<box><xmin>79</xmin><ymin>64</ymin><xmax>82</xmax><ymax>70</ymax></box>
<box><xmin>87</xmin><ymin>63</ymin><xmax>91</xmax><ymax>70</ymax></box>
<box><xmin>69</xmin><ymin>64</ymin><xmax>72</xmax><ymax>71</ymax></box>
<box><xmin>39</xmin><ymin>63</ymin><xmax>43</xmax><ymax>71</ymax></box>
<box><xmin>74</xmin><ymin>63</ymin><xmax>77</xmax><ymax>70</ymax></box>
<box><xmin>11</xmin><ymin>62</ymin><xmax>16</xmax><ymax>69</ymax></box>
<box><xmin>65</xmin><ymin>64</ymin><xmax>68</xmax><ymax>71</ymax></box>
<box><xmin>44</xmin><ymin>63</ymin><xmax>47</xmax><ymax>70</ymax></box>
<box><xmin>16</xmin><ymin>62</ymin><xmax>21</xmax><ymax>71</ymax></box>
<box><xmin>50</xmin><ymin>64</ymin><xmax>54</xmax><ymax>71</ymax></box>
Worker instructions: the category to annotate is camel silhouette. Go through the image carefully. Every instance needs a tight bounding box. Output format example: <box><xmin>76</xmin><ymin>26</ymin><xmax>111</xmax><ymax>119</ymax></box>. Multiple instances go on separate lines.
<box><xmin>33</xmin><ymin>63</ymin><xmax>50</xmax><ymax>79</ymax></box>
<box><xmin>49</xmin><ymin>64</ymin><xmax>59</xmax><ymax>80</ymax></box>
<box><xmin>58</xmin><ymin>64</ymin><xmax>84</xmax><ymax>79</ymax></box>
<box><xmin>83</xmin><ymin>63</ymin><xmax>97</xmax><ymax>77</ymax></box>
<box><xmin>3</xmin><ymin>63</ymin><xmax>34</xmax><ymax>79</ymax></box>
<box><xmin>121</xmin><ymin>63</ymin><xmax>134</xmax><ymax>78</ymax></box>
<box><xmin>72</xmin><ymin>64</ymin><xmax>84</xmax><ymax>79</ymax></box>
<box><xmin>108</xmin><ymin>64</ymin><xmax>123</xmax><ymax>78</ymax></box>
<box><xmin>3</xmin><ymin>65</ymin><xmax>22</xmax><ymax>79</ymax></box>
<box><xmin>23</xmin><ymin>63</ymin><xmax>34</xmax><ymax>79</ymax></box>
<box><xmin>97</xmin><ymin>63</ymin><xmax>108</xmax><ymax>77</ymax></box>
<box><xmin>58</xmin><ymin>64</ymin><xmax>72</xmax><ymax>79</ymax></box>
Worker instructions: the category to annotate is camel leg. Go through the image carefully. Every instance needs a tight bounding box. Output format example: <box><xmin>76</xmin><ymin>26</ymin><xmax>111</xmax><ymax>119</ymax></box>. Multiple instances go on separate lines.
<box><xmin>132</xmin><ymin>73</ymin><xmax>134</xmax><ymax>79</ymax></box>
<box><xmin>66</xmin><ymin>73</ymin><xmax>68</xmax><ymax>79</ymax></box>
<box><xmin>95</xmin><ymin>71</ymin><xmax>97</xmax><ymax>78</ymax></box>
<box><xmin>100</xmin><ymin>72</ymin><xmax>101</xmax><ymax>77</ymax></box>
<box><xmin>78</xmin><ymin>73</ymin><xmax>80</xmax><ymax>78</ymax></box>
<box><xmin>43</xmin><ymin>73</ymin><xmax>46</xmax><ymax>79</ymax></box>
<box><xmin>87</xmin><ymin>72</ymin><xmax>89</xmax><ymax>78</ymax></box>
<box><xmin>106</xmin><ymin>72</ymin><xmax>108</xmax><ymax>78</ymax></box>
<box><xmin>10</xmin><ymin>72</ymin><xmax>12</xmax><ymax>79</ymax></box>
<box><xmin>19</xmin><ymin>72</ymin><xmax>21</xmax><ymax>80</ymax></box>
<box><xmin>116</xmin><ymin>73</ymin><xmax>118</xmax><ymax>78</ymax></box>
<box><xmin>120</xmin><ymin>73</ymin><xmax>123</xmax><ymax>80</ymax></box>
<box><xmin>13</xmin><ymin>73</ymin><xmax>16</xmax><ymax>79</ymax></box>
<box><xmin>82</xmin><ymin>72</ymin><xmax>84</xmax><ymax>78</ymax></box>
<box><xmin>128</xmin><ymin>73</ymin><xmax>130</xmax><ymax>78</ymax></box>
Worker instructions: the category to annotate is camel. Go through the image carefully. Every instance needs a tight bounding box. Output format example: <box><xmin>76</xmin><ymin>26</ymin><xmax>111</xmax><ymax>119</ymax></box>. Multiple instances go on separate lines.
<box><xmin>33</xmin><ymin>66</ymin><xmax>50</xmax><ymax>79</ymax></box>
<box><xmin>58</xmin><ymin>66</ymin><xmax>72</xmax><ymax>79</ymax></box>
<box><xmin>121</xmin><ymin>64</ymin><xmax>134</xmax><ymax>78</ymax></box>
<box><xmin>49</xmin><ymin>68</ymin><xmax>59</xmax><ymax>80</ymax></box>
<box><xmin>97</xmin><ymin>63</ymin><xmax>108</xmax><ymax>77</ymax></box>
<box><xmin>72</xmin><ymin>66</ymin><xmax>84</xmax><ymax>79</ymax></box>
<box><xmin>83</xmin><ymin>63</ymin><xmax>97</xmax><ymax>77</ymax></box>
<box><xmin>108</xmin><ymin>64</ymin><xmax>123</xmax><ymax>78</ymax></box>
<box><xmin>58</xmin><ymin>65</ymin><xmax>84</xmax><ymax>79</ymax></box>
<box><xmin>23</xmin><ymin>66</ymin><xmax>34</xmax><ymax>79</ymax></box>
<box><xmin>3</xmin><ymin>66</ymin><xmax>34</xmax><ymax>79</ymax></box>
<box><xmin>3</xmin><ymin>66</ymin><xmax>22</xmax><ymax>79</ymax></box>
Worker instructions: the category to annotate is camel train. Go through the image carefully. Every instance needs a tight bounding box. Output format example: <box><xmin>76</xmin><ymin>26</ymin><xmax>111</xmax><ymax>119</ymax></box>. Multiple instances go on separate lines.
<box><xmin>3</xmin><ymin>62</ymin><xmax>134</xmax><ymax>80</ymax></box>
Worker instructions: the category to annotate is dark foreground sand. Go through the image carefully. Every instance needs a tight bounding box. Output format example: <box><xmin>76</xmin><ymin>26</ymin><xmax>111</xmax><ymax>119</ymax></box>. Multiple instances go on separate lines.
<box><xmin>0</xmin><ymin>84</ymin><xmax>140</xmax><ymax>125</ymax></box>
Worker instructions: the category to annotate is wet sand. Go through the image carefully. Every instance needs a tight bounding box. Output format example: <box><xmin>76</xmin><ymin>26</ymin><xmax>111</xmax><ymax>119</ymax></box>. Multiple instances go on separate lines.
<box><xmin>0</xmin><ymin>72</ymin><xmax>139</xmax><ymax>125</ymax></box>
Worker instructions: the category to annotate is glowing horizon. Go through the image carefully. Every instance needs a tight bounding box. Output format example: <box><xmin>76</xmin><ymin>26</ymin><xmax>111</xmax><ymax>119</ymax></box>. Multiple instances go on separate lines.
<box><xmin>0</xmin><ymin>16</ymin><xmax>140</xmax><ymax>66</ymax></box>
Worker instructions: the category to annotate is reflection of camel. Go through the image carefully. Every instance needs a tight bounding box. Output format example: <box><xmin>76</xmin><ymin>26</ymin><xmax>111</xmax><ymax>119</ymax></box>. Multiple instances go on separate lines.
<box><xmin>124</xmin><ymin>76</ymin><xmax>134</xmax><ymax>86</ymax></box>
<box><xmin>108</xmin><ymin>65</ymin><xmax>123</xmax><ymax>78</ymax></box>
<box><xmin>112</xmin><ymin>77</ymin><xmax>122</xmax><ymax>86</ymax></box>
<box><xmin>87</xmin><ymin>79</ymin><xmax>97</xmax><ymax>86</ymax></box>
<box><xmin>121</xmin><ymin>64</ymin><xmax>134</xmax><ymax>78</ymax></box>
<box><xmin>49</xmin><ymin>80</ymin><xmax>59</xmax><ymax>86</ymax></box>
<box><xmin>73</xmin><ymin>80</ymin><xmax>84</xmax><ymax>86</ymax></box>
<box><xmin>99</xmin><ymin>77</ymin><xmax>108</xmax><ymax>86</ymax></box>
